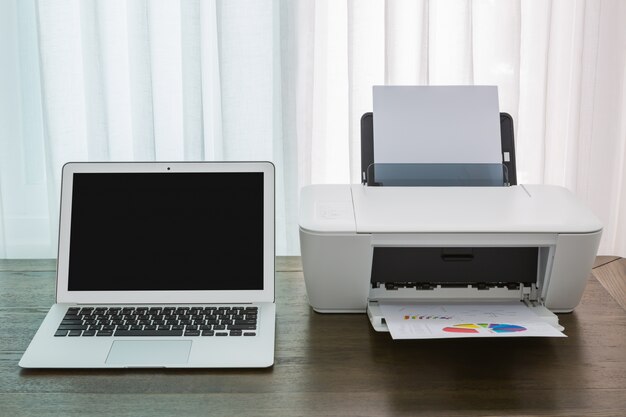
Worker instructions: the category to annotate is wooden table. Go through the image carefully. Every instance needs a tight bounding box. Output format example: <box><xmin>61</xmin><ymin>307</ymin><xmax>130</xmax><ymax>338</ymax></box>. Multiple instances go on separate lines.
<box><xmin>1</xmin><ymin>257</ymin><xmax>626</xmax><ymax>417</ymax></box>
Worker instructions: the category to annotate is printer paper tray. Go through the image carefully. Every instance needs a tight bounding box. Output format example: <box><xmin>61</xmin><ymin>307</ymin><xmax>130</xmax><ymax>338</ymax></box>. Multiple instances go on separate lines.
<box><xmin>367</xmin><ymin>300</ymin><xmax>564</xmax><ymax>339</ymax></box>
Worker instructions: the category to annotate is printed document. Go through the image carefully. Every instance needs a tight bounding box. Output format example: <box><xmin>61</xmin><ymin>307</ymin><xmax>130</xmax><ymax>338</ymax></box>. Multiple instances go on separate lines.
<box><xmin>379</xmin><ymin>302</ymin><xmax>566</xmax><ymax>340</ymax></box>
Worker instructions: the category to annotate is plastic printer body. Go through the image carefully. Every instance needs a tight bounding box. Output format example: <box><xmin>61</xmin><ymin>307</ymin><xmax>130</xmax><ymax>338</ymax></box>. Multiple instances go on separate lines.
<box><xmin>299</xmin><ymin>184</ymin><xmax>603</xmax><ymax>331</ymax></box>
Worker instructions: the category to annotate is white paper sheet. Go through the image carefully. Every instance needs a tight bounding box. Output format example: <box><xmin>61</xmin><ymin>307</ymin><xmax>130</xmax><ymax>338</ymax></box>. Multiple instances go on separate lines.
<box><xmin>378</xmin><ymin>302</ymin><xmax>566</xmax><ymax>340</ymax></box>
<box><xmin>372</xmin><ymin>86</ymin><xmax>502</xmax><ymax>164</ymax></box>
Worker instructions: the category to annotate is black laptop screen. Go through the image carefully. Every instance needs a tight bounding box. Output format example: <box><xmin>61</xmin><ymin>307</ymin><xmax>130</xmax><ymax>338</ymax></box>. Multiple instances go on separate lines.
<box><xmin>67</xmin><ymin>172</ymin><xmax>264</xmax><ymax>291</ymax></box>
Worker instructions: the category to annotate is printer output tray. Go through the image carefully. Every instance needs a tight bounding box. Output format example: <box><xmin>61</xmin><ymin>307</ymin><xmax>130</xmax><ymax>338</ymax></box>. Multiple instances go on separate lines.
<box><xmin>367</xmin><ymin>300</ymin><xmax>564</xmax><ymax>336</ymax></box>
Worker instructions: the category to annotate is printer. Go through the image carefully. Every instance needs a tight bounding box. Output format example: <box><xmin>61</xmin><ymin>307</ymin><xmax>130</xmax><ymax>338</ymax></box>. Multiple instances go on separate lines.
<box><xmin>299</xmin><ymin>183</ymin><xmax>603</xmax><ymax>331</ymax></box>
<box><xmin>298</xmin><ymin>88</ymin><xmax>603</xmax><ymax>333</ymax></box>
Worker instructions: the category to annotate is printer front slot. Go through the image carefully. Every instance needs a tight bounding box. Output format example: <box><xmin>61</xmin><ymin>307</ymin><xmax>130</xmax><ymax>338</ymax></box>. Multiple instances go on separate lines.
<box><xmin>379</xmin><ymin>282</ymin><xmax>525</xmax><ymax>291</ymax></box>
<box><xmin>371</xmin><ymin>246</ymin><xmax>539</xmax><ymax>287</ymax></box>
<box><xmin>440</xmin><ymin>248</ymin><xmax>474</xmax><ymax>262</ymax></box>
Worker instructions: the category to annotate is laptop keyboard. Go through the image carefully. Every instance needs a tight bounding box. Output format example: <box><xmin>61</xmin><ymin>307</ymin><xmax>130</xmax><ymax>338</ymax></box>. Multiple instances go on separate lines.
<box><xmin>54</xmin><ymin>306</ymin><xmax>257</xmax><ymax>337</ymax></box>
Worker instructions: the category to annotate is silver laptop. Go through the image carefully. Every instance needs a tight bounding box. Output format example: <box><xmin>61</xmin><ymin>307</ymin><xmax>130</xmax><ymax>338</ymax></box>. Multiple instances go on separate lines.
<box><xmin>19</xmin><ymin>162</ymin><xmax>275</xmax><ymax>368</ymax></box>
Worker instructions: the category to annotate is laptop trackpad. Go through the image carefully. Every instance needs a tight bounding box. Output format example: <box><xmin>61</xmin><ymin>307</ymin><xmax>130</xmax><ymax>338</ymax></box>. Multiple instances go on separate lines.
<box><xmin>106</xmin><ymin>340</ymin><xmax>192</xmax><ymax>366</ymax></box>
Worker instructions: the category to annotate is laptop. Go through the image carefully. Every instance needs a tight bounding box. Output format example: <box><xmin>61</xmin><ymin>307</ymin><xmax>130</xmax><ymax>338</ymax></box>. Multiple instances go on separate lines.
<box><xmin>19</xmin><ymin>161</ymin><xmax>276</xmax><ymax>368</ymax></box>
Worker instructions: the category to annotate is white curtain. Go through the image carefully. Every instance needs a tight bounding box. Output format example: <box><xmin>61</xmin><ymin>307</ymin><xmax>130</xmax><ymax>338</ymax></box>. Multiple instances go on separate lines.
<box><xmin>1</xmin><ymin>0</ymin><xmax>626</xmax><ymax>258</ymax></box>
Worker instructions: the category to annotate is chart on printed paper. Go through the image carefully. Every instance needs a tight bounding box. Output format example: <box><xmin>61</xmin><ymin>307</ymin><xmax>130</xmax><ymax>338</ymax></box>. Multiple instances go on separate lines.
<box><xmin>378</xmin><ymin>302</ymin><xmax>566</xmax><ymax>340</ymax></box>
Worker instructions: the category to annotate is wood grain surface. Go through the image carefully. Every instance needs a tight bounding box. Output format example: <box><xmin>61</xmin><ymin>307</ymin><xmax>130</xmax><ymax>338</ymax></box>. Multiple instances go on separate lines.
<box><xmin>0</xmin><ymin>257</ymin><xmax>625</xmax><ymax>417</ymax></box>
<box><xmin>592</xmin><ymin>257</ymin><xmax>626</xmax><ymax>311</ymax></box>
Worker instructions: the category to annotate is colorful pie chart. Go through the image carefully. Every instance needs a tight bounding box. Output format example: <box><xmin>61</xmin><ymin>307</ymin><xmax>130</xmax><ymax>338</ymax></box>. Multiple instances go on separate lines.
<box><xmin>442</xmin><ymin>323</ymin><xmax>527</xmax><ymax>334</ymax></box>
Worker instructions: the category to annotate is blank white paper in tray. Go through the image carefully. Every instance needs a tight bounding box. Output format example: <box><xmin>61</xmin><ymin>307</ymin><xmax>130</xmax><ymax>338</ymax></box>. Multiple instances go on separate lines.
<box><xmin>372</xmin><ymin>85</ymin><xmax>502</xmax><ymax>164</ymax></box>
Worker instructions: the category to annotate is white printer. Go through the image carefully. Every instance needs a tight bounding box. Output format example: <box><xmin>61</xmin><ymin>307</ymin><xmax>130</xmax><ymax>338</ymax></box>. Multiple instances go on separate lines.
<box><xmin>299</xmin><ymin>183</ymin><xmax>603</xmax><ymax>332</ymax></box>
<box><xmin>300</xmin><ymin>88</ymin><xmax>603</xmax><ymax>333</ymax></box>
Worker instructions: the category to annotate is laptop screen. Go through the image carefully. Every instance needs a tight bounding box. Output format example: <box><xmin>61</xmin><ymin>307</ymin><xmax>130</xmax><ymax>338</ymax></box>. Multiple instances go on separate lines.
<box><xmin>67</xmin><ymin>172</ymin><xmax>264</xmax><ymax>291</ymax></box>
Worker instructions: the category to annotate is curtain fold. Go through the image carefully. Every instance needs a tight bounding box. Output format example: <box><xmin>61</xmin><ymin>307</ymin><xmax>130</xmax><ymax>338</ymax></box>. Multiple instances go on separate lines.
<box><xmin>384</xmin><ymin>0</ymin><xmax>429</xmax><ymax>85</ymax></box>
<box><xmin>1</xmin><ymin>0</ymin><xmax>626</xmax><ymax>257</ymax></box>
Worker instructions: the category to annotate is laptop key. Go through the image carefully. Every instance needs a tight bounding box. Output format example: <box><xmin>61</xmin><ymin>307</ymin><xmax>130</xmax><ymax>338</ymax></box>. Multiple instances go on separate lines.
<box><xmin>96</xmin><ymin>330</ymin><xmax>113</xmax><ymax>336</ymax></box>
<box><xmin>234</xmin><ymin>319</ymin><xmax>257</xmax><ymax>325</ymax></box>
<box><xmin>229</xmin><ymin>331</ymin><xmax>242</xmax><ymax>336</ymax></box>
<box><xmin>243</xmin><ymin>332</ymin><xmax>256</xmax><ymax>336</ymax></box>
<box><xmin>184</xmin><ymin>330</ymin><xmax>200</xmax><ymax>336</ymax></box>
<box><xmin>215</xmin><ymin>332</ymin><xmax>228</xmax><ymax>336</ymax></box>
<box><xmin>54</xmin><ymin>330</ymin><xmax>68</xmax><ymax>337</ymax></box>
<box><xmin>58</xmin><ymin>324</ymin><xmax>88</xmax><ymax>331</ymax></box>
<box><xmin>227</xmin><ymin>325</ymin><xmax>256</xmax><ymax>331</ymax></box>
<box><xmin>114</xmin><ymin>330</ymin><xmax>183</xmax><ymax>337</ymax></box>
<box><xmin>201</xmin><ymin>330</ymin><xmax>215</xmax><ymax>336</ymax></box>
<box><xmin>68</xmin><ymin>330</ymin><xmax>82</xmax><ymax>336</ymax></box>
<box><xmin>82</xmin><ymin>330</ymin><xmax>96</xmax><ymax>336</ymax></box>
